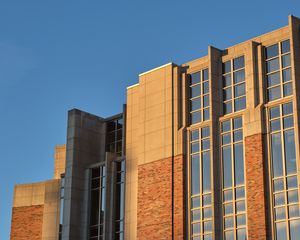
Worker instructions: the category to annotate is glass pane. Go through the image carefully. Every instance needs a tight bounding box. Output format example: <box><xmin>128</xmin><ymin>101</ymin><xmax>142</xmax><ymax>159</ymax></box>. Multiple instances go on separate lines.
<box><xmin>191</xmin><ymin>85</ymin><xmax>201</xmax><ymax>98</ymax></box>
<box><xmin>289</xmin><ymin>205</ymin><xmax>300</xmax><ymax>218</ymax></box>
<box><xmin>271</xmin><ymin>133</ymin><xmax>283</xmax><ymax>177</ymax></box>
<box><xmin>274</xmin><ymin>192</ymin><xmax>285</xmax><ymax>206</ymax></box>
<box><xmin>192</xmin><ymin>209</ymin><xmax>201</xmax><ymax>221</ymax></box>
<box><xmin>202</xmin><ymin>151</ymin><xmax>211</xmax><ymax>193</ymax></box>
<box><xmin>192</xmin><ymin>197</ymin><xmax>200</xmax><ymax>208</ymax></box>
<box><xmin>237</xmin><ymin>228</ymin><xmax>247</xmax><ymax>240</ymax></box>
<box><xmin>290</xmin><ymin>219</ymin><xmax>300</xmax><ymax>240</ymax></box>
<box><xmin>191</xmin><ymin>72</ymin><xmax>200</xmax><ymax>85</ymax></box>
<box><xmin>225</xmin><ymin>216</ymin><xmax>234</xmax><ymax>229</ymax></box>
<box><xmin>223</xmin><ymin>61</ymin><xmax>231</xmax><ymax>74</ymax></box>
<box><xmin>271</xmin><ymin>119</ymin><xmax>281</xmax><ymax>132</ymax></box>
<box><xmin>225</xmin><ymin>230</ymin><xmax>234</xmax><ymax>240</ymax></box>
<box><xmin>270</xmin><ymin>106</ymin><xmax>280</xmax><ymax>119</ymax></box>
<box><xmin>275</xmin><ymin>207</ymin><xmax>286</xmax><ymax>220</ymax></box>
<box><xmin>236</xmin><ymin>201</ymin><xmax>246</xmax><ymax>213</ymax></box>
<box><xmin>191</xmin><ymin>154</ymin><xmax>200</xmax><ymax>195</ymax></box>
<box><xmin>236</xmin><ymin>214</ymin><xmax>246</xmax><ymax>226</ymax></box>
<box><xmin>276</xmin><ymin>222</ymin><xmax>287</xmax><ymax>240</ymax></box>
<box><xmin>202</xmin><ymin>127</ymin><xmax>210</xmax><ymax>138</ymax></box>
<box><xmin>224</xmin><ymin>101</ymin><xmax>232</xmax><ymax>114</ymax></box>
<box><xmin>268</xmin><ymin>86</ymin><xmax>281</xmax><ymax>101</ymax></box>
<box><xmin>233</xmin><ymin>130</ymin><xmax>243</xmax><ymax>142</ymax></box>
<box><xmin>284</xmin><ymin>130</ymin><xmax>297</xmax><ymax>174</ymax></box>
<box><xmin>288</xmin><ymin>190</ymin><xmax>299</xmax><ymax>203</ymax></box>
<box><xmin>266</xmin><ymin>44</ymin><xmax>279</xmax><ymax>59</ymax></box>
<box><xmin>283</xmin><ymin>116</ymin><xmax>293</xmax><ymax>129</ymax></box>
<box><xmin>234</xmin><ymin>143</ymin><xmax>245</xmax><ymax>185</ymax></box>
<box><xmin>223</xmin><ymin>74</ymin><xmax>231</xmax><ymax>87</ymax></box>
<box><xmin>203</xmin><ymin>108</ymin><xmax>210</xmax><ymax>121</ymax></box>
<box><xmin>233</xmin><ymin>118</ymin><xmax>242</xmax><ymax>129</ymax></box>
<box><xmin>203</xmin><ymin>69</ymin><xmax>209</xmax><ymax>81</ymax></box>
<box><xmin>284</xmin><ymin>83</ymin><xmax>292</xmax><ymax>96</ymax></box>
<box><xmin>287</xmin><ymin>176</ymin><xmax>298</xmax><ymax>189</ymax></box>
<box><xmin>267</xmin><ymin>72</ymin><xmax>280</xmax><ymax>87</ymax></box>
<box><xmin>283</xmin><ymin>68</ymin><xmax>292</xmax><ymax>82</ymax></box>
<box><xmin>202</xmin><ymin>139</ymin><xmax>210</xmax><ymax>150</ymax></box>
<box><xmin>191</xmin><ymin>142</ymin><xmax>199</xmax><ymax>153</ymax></box>
<box><xmin>234</xmin><ymin>56</ymin><xmax>245</xmax><ymax>70</ymax></box>
<box><xmin>192</xmin><ymin>223</ymin><xmax>201</xmax><ymax>235</ymax></box>
<box><xmin>203</xmin><ymin>194</ymin><xmax>212</xmax><ymax>206</ymax></box>
<box><xmin>234</xmin><ymin>83</ymin><xmax>245</xmax><ymax>97</ymax></box>
<box><xmin>282</xmin><ymin>54</ymin><xmax>291</xmax><ymax>68</ymax></box>
<box><xmin>224</xmin><ymin>202</ymin><xmax>233</xmax><ymax>215</ymax></box>
<box><xmin>283</xmin><ymin>102</ymin><xmax>293</xmax><ymax>115</ymax></box>
<box><xmin>204</xmin><ymin>220</ymin><xmax>212</xmax><ymax>233</ymax></box>
<box><xmin>203</xmin><ymin>95</ymin><xmax>209</xmax><ymax>107</ymax></box>
<box><xmin>223</xmin><ymin>146</ymin><xmax>232</xmax><ymax>188</ymax></box>
<box><xmin>191</xmin><ymin>130</ymin><xmax>199</xmax><ymax>141</ymax></box>
<box><xmin>222</xmin><ymin>120</ymin><xmax>231</xmax><ymax>132</ymax></box>
<box><xmin>281</xmin><ymin>40</ymin><xmax>290</xmax><ymax>54</ymax></box>
<box><xmin>234</xmin><ymin>97</ymin><xmax>246</xmax><ymax>111</ymax></box>
<box><xmin>191</xmin><ymin>98</ymin><xmax>201</xmax><ymax>111</ymax></box>
<box><xmin>203</xmin><ymin>207</ymin><xmax>212</xmax><ymax>219</ymax></box>
<box><xmin>191</xmin><ymin>111</ymin><xmax>201</xmax><ymax>124</ymax></box>
<box><xmin>236</xmin><ymin>187</ymin><xmax>245</xmax><ymax>199</ymax></box>
<box><xmin>224</xmin><ymin>190</ymin><xmax>233</xmax><ymax>202</ymax></box>
<box><xmin>234</xmin><ymin>69</ymin><xmax>245</xmax><ymax>84</ymax></box>
<box><xmin>204</xmin><ymin>234</ymin><xmax>212</xmax><ymax>240</ymax></box>
<box><xmin>222</xmin><ymin>133</ymin><xmax>231</xmax><ymax>145</ymax></box>
<box><xmin>224</xmin><ymin>88</ymin><xmax>232</xmax><ymax>101</ymax></box>
<box><xmin>266</xmin><ymin>58</ymin><xmax>279</xmax><ymax>73</ymax></box>
<box><xmin>203</xmin><ymin>81</ymin><xmax>209</xmax><ymax>94</ymax></box>
<box><xmin>274</xmin><ymin>178</ymin><xmax>284</xmax><ymax>192</ymax></box>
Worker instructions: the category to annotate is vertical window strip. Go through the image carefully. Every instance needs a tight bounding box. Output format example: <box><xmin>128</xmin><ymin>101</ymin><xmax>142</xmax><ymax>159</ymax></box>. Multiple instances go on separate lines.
<box><xmin>190</xmin><ymin>126</ymin><xmax>213</xmax><ymax>240</ymax></box>
<box><xmin>106</xmin><ymin>117</ymin><xmax>123</xmax><ymax>157</ymax></box>
<box><xmin>114</xmin><ymin>160</ymin><xmax>125</xmax><ymax>240</ymax></box>
<box><xmin>268</xmin><ymin>102</ymin><xmax>300</xmax><ymax>240</ymax></box>
<box><xmin>221</xmin><ymin>117</ymin><xmax>247</xmax><ymax>240</ymax></box>
<box><xmin>222</xmin><ymin>56</ymin><xmax>246</xmax><ymax>115</ymax></box>
<box><xmin>59</xmin><ymin>175</ymin><xmax>65</xmax><ymax>240</ymax></box>
<box><xmin>189</xmin><ymin>69</ymin><xmax>210</xmax><ymax>125</ymax></box>
<box><xmin>89</xmin><ymin>166</ymin><xmax>106</xmax><ymax>240</ymax></box>
<box><xmin>265</xmin><ymin>40</ymin><xmax>292</xmax><ymax>102</ymax></box>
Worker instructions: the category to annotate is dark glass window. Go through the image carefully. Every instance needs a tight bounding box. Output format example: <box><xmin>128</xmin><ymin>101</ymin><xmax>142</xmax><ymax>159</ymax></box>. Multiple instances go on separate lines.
<box><xmin>222</xmin><ymin>56</ymin><xmax>246</xmax><ymax>115</ymax></box>
<box><xmin>221</xmin><ymin>117</ymin><xmax>247</xmax><ymax>239</ymax></box>
<box><xmin>268</xmin><ymin>102</ymin><xmax>300</xmax><ymax>240</ymax></box>
<box><xmin>265</xmin><ymin>40</ymin><xmax>292</xmax><ymax>102</ymax></box>
<box><xmin>189</xmin><ymin>68</ymin><xmax>210</xmax><ymax>125</ymax></box>
<box><xmin>106</xmin><ymin>116</ymin><xmax>124</xmax><ymax>156</ymax></box>
<box><xmin>189</xmin><ymin>127</ymin><xmax>212</xmax><ymax>239</ymax></box>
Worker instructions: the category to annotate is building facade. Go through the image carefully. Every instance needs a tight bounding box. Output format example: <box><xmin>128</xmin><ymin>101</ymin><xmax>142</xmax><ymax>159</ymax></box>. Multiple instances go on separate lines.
<box><xmin>10</xmin><ymin>15</ymin><xmax>300</xmax><ymax>240</ymax></box>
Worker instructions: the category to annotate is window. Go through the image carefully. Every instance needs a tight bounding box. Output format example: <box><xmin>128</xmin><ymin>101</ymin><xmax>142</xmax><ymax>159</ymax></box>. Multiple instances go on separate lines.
<box><xmin>114</xmin><ymin>160</ymin><xmax>125</xmax><ymax>240</ymax></box>
<box><xmin>221</xmin><ymin>117</ymin><xmax>247</xmax><ymax>240</ymax></box>
<box><xmin>106</xmin><ymin>117</ymin><xmax>123</xmax><ymax>156</ymax></box>
<box><xmin>268</xmin><ymin>102</ymin><xmax>300</xmax><ymax>240</ymax></box>
<box><xmin>189</xmin><ymin>69</ymin><xmax>210</xmax><ymax>124</ymax></box>
<box><xmin>89</xmin><ymin>166</ymin><xmax>106</xmax><ymax>240</ymax></box>
<box><xmin>189</xmin><ymin>126</ymin><xmax>213</xmax><ymax>239</ymax></box>
<box><xmin>222</xmin><ymin>56</ymin><xmax>246</xmax><ymax>115</ymax></box>
<box><xmin>59</xmin><ymin>175</ymin><xmax>65</xmax><ymax>240</ymax></box>
<box><xmin>265</xmin><ymin>40</ymin><xmax>292</xmax><ymax>102</ymax></box>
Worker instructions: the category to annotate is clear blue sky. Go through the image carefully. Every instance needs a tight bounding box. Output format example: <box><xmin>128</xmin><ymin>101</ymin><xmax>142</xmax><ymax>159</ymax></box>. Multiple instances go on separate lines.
<box><xmin>0</xmin><ymin>1</ymin><xmax>299</xmax><ymax>239</ymax></box>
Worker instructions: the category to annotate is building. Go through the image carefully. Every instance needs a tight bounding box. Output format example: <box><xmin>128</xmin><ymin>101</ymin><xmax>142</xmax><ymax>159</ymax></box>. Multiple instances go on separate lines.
<box><xmin>10</xmin><ymin>15</ymin><xmax>300</xmax><ymax>240</ymax></box>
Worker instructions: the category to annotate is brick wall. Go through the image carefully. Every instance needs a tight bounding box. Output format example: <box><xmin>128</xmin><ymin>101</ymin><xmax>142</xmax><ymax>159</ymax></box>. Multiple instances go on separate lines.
<box><xmin>10</xmin><ymin>205</ymin><xmax>44</xmax><ymax>240</ymax></box>
<box><xmin>137</xmin><ymin>155</ymin><xmax>185</xmax><ymax>240</ymax></box>
<box><xmin>245</xmin><ymin>134</ymin><xmax>268</xmax><ymax>240</ymax></box>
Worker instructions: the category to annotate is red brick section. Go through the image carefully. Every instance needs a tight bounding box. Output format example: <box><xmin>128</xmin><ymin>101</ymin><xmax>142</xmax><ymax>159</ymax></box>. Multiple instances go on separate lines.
<box><xmin>137</xmin><ymin>155</ymin><xmax>185</xmax><ymax>240</ymax></box>
<box><xmin>245</xmin><ymin>134</ymin><xmax>268</xmax><ymax>240</ymax></box>
<box><xmin>10</xmin><ymin>205</ymin><xmax>44</xmax><ymax>240</ymax></box>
